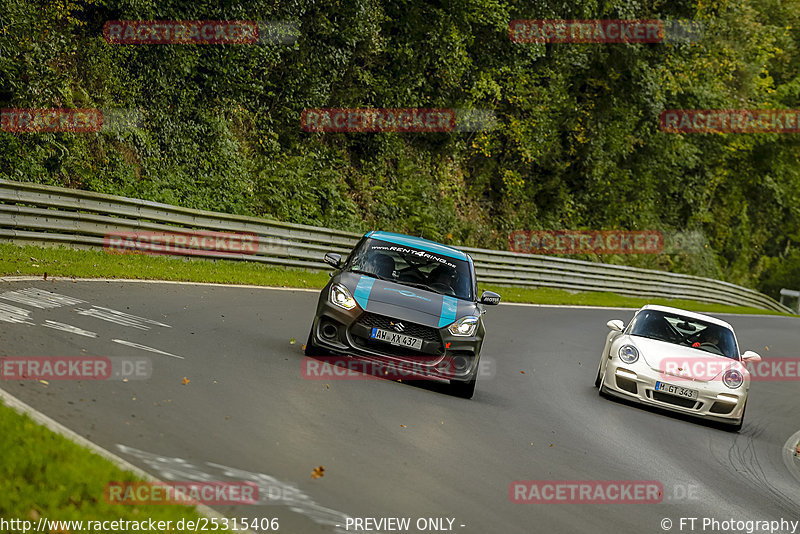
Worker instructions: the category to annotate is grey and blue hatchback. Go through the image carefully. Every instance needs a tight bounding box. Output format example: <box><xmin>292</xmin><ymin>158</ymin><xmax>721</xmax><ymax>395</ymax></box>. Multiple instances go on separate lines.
<box><xmin>305</xmin><ymin>231</ymin><xmax>500</xmax><ymax>398</ymax></box>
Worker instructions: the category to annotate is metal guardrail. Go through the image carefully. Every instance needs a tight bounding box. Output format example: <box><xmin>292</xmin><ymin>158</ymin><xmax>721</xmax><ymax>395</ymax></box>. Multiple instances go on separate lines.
<box><xmin>0</xmin><ymin>179</ymin><xmax>790</xmax><ymax>313</ymax></box>
<box><xmin>780</xmin><ymin>288</ymin><xmax>800</xmax><ymax>314</ymax></box>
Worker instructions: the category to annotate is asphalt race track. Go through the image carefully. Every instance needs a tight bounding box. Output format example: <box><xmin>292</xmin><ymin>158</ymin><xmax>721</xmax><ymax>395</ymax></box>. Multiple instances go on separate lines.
<box><xmin>1</xmin><ymin>279</ymin><xmax>799</xmax><ymax>533</ymax></box>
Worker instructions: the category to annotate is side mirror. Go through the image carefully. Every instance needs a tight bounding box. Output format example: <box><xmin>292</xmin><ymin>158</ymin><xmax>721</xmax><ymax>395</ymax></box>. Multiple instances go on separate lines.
<box><xmin>741</xmin><ymin>350</ymin><xmax>761</xmax><ymax>363</ymax></box>
<box><xmin>480</xmin><ymin>291</ymin><xmax>501</xmax><ymax>305</ymax></box>
<box><xmin>606</xmin><ymin>320</ymin><xmax>624</xmax><ymax>332</ymax></box>
<box><xmin>323</xmin><ymin>252</ymin><xmax>342</xmax><ymax>268</ymax></box>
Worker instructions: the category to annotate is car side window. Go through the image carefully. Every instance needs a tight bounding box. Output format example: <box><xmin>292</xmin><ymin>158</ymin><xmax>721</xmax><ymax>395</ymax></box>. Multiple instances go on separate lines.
<box><xmin>343</xmin><ymin>237</ymin><xmax>368</xmax><ymax>269</ymax></box>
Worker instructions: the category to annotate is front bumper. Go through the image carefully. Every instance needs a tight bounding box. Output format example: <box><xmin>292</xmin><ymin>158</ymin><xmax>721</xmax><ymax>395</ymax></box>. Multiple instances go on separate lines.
<box><xmin>310</xmin><ymin>299</ymin><xmax>482</xmax><ymax>383</ymax></box>
<box><xmin>600</xmin><ymin>359</ymin><xmax>747</xmax><ymax>425</ymax></box>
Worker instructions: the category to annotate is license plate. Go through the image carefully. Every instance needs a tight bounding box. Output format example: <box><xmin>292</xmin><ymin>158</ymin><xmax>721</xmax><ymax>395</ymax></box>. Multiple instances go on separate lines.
<box><xmin>370</xmin><ymin>328</ymin><xmax>423</xmax><ymax>350</ymax></box>
<box><xmin>655</xmin><ymin>381</ymin><xmax>698</xmax><ymax>400</ymax></box>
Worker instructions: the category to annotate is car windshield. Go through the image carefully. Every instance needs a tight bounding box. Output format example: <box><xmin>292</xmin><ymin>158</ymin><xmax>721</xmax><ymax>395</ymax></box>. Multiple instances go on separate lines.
<box><xmin>628</xmin><ymin>309</ymin><xmax>738</xmax><ymax>359</ymax></box>
<box><xmin>346</xmin><ymin>237</ymin><xmax>473</xmax><ymax>300</ymax></box>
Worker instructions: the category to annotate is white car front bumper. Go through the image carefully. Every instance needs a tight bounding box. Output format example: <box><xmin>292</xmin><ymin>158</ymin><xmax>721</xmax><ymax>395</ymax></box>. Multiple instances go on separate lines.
<box><xmin>600</xmin><ymin>359</ymin><xmax>747</xmax><ymax>425</ymax></box>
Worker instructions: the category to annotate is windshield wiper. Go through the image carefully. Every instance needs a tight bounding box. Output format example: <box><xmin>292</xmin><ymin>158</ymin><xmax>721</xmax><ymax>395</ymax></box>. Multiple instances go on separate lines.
<box><xmin>395</xmin><ymin>280</ymin><xmax>435</xmax><ymax>292</ymax></box>
<box><xmin>348</xmin><ymin>270</ymin><xmax>462</xmax><ymax>298</ymax></box>
<box><xmin>397</xmin><ymin>280</ymin><xmax>464</xmax><ymax>299</ymax></box>
<box><xmin>396</xmin><ymin>280</ymin><xmax>436</xmax><ymax>292</ymax></box>
<box><xmin>633</xmin><ymin>334</ymin><xmax>677</xmax><ymax>344</ymax></box>
<box><xmin>348</xmin><ymin>268</ymin><xmax>393</xmax><ymax>282</ymax></box>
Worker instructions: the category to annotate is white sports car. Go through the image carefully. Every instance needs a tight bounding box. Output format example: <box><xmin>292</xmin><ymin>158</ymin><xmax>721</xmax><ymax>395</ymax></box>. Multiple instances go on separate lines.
<box><xmin>595</xmin><ymin>305</ymin><xmax>761</xmax><ymax>431</ymax></box>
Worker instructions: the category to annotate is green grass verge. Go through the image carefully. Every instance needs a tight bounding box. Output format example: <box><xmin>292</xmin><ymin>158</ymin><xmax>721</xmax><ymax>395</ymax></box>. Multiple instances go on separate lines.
<box><xmin>0</xmin><ymin>400</ymin><xmax>223</xmax><ymax>531</ymax></box>
<box><xmin>0</xmin><ymin>243</ymin><xmax>330</xmax><ymax>288</ymax></box>
<box><xmin>480</xmin><ymin>285</ymin><xmax>788</xmax><ymax>315</ymax></box>
<box><xmin>0</xmin><ymin>243</ymin><xmax>787</xmax><ymax>315</ymax></box>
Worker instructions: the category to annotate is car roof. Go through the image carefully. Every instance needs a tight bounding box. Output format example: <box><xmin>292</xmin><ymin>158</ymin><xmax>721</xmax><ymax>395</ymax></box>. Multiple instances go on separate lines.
<box><xmin>639</xmin><ymin>304</ymin><xmax>734</xmax><ymax>330</ymax></box>
<box><xmin>365</xmin><ymin>231</ymin><xmax>469</xmax><ymax>261</ymax></box>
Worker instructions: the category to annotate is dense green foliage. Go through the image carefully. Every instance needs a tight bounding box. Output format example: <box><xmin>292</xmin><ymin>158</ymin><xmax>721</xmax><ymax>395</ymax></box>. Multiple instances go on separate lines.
<box><xmin>1</xmin><ymin>0</ymin><xmax>800</xmax><ymax>296</ymax></box>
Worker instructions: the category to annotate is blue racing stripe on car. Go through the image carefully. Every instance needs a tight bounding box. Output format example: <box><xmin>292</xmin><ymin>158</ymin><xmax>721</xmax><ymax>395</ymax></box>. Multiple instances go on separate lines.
<box><xmin>438</xmin><ymin>295</ymin><xmax>458</xmax><ymax>328</ymax></box>
<box><xmin>353</xmin><ymin>276</ymin><xmax>375</xmax><ymax>309</ymax></box>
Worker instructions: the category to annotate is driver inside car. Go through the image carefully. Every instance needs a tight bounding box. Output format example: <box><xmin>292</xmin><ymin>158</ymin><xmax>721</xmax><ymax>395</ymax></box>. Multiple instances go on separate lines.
<box><xmin>364</xmin><ymin>253</ymin><xmax>396</xmax><ymax>279</ymax></box>
<box><xmin>642</xmin><ymin>314</ymin><xmax>675</xmax><ymax>341</ymax></box>
<box><xmin>693</xmin><ymin>328</ymin><xmax>720</xmax><ymax>350</ymax></box>
<box><xmin>427</xmin><ymin>264</ymin><xmax>457</xmax><ymax>295</ymax></box>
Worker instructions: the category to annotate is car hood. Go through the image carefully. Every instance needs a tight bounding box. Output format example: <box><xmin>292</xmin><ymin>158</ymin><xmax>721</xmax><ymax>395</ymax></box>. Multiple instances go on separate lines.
<box><xmin>625</xmin><ymin>335</ymin><xmax>743</xmax><ymax>381</ymax></box>
<box><xmin>337</xmin><ymin>272</ymin><xmax>477</xmax><ymax>329</ymax></box>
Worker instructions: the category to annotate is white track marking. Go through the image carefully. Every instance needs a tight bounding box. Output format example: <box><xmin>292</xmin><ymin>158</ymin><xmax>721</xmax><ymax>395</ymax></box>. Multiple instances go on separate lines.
<box><xmin>0</xmin><ymin>302</ymin><xmax>34</xmax><ymax>324</ymax></box>
<box><xmin>112</xmin><ymin>339</ymin><xmax>183</xmax><ymax>359</ymax></box>
<box><xmin>93</xmin><ymin>306</ymin><xmax>171</xmax><ymax>327</ymax></box>
<box><xmin>75</xmin><ymin>306</ymin><xmax>171</xmax><ymax>330</ymax></box>
<box><xmin>41</xmin><ymin>320</ymin><xmax>98</xmax><ymax>338</ymax></box>
<box><xmin>0</xmin><ymin>287</ymin><xmax>85</xmax><ymax>308</ymax></box>
<box><xmin>117</xmin><ymin>444</ymin><xmax>353</xmax><ymax>534</ymax></box>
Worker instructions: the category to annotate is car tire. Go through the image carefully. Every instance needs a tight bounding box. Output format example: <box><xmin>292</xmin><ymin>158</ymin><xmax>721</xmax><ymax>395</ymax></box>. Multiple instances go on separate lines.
<box><xmin>729</xmin><ymin>401</ymin><xmax>746</xmax><ymax>432</ymax></box>
<box><xmin>450</xmin><ymin>377</ymin><xmax>476</xmax><ymax>399</ymax></box>
<box><xmin>594</xmin><ymin>361</ymin><xmax>603</xmax><ymax>387</ymax></box>
<box><xmin>598</xmin><ymin>369</ymin><xmax>610</xmax><ymax>397</ymax></box>
<box><xmin>304</xmin><ymin>328</ymin><xmax>324</xmax><ymax>357</ymax></box>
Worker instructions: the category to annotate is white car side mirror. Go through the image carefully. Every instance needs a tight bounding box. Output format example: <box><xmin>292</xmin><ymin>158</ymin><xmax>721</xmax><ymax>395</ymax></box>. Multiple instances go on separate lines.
<box><xmin>741</xmin><ymin>350</ymin><xmax>761</xmax><ymax>362</ymax></box>
<box><xmin>606</xmin><ymin>320</ymin><xmax>624</xmax><ymax>332</ymax></box>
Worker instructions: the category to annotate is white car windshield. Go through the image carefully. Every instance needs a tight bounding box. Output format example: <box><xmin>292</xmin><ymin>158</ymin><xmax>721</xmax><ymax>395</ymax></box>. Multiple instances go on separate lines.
<box><xmin>629</xmin><ymin>309</ymin><xmax>738</xmax><ymax>359</ymax></box>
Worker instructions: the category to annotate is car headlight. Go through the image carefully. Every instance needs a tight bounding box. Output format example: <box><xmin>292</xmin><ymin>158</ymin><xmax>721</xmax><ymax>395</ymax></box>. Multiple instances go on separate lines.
<box><xmin>722</xmin><ymin>369</ymin><xmax>743</xmax><ymax>389</ymax></box>
<box><xmin>330</xmin><ymin>283</ymin><xmax>357</xmax><ymax>310</ymax></box>
<box><xmin>448</xmin><ymin>316</ymin><xmax>479</xmax><ymax>337</ymax></box>
<box><xmin>618</xmin><ymin>344</ymin><xmax>639</xmax><ymax>364</ymax></box>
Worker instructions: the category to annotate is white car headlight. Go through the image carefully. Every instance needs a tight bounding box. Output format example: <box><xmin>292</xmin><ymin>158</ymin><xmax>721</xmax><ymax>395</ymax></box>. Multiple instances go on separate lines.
<box><xmin>722</xmin><ymin>369</ymin><xmax>743</xmax><ymax>389</ymax></box>
<box><xmin>330</xmin><ymin>283</ymin><xmax>357</xmax><ymax>310</ymax></box>
<box><xmin>448</xmin><ymin>316</ymin><xmax>479</xmax><ymax>337</ymax></box>
<box><xmin>618</xmin><ymin>344</ymin><xmax>639</xmax><ymax>364</ymax></box>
